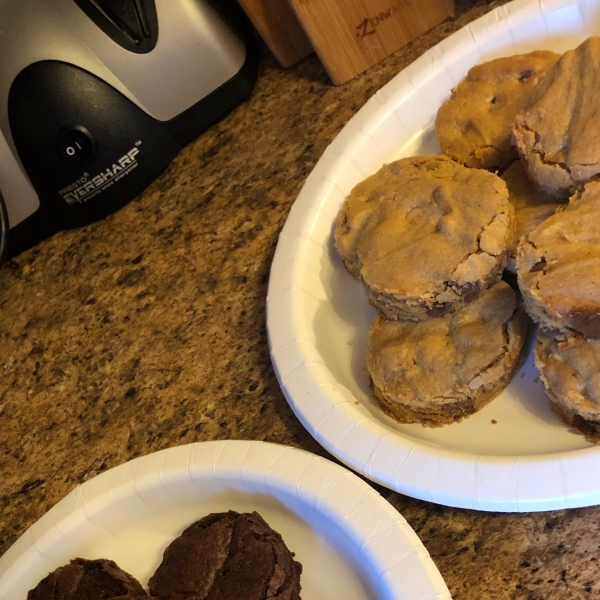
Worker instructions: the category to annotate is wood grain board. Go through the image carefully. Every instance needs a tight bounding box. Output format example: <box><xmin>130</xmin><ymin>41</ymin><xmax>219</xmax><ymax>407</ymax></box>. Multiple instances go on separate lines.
<box><xmin>288</xmin><ymin>0</ymin><xmax>456</xmax><ymax>84</ymax></box>
<box><xmin>237</xmin><ymin>0</ymin><xmax>314</xmax><ymax>68</ymax></box>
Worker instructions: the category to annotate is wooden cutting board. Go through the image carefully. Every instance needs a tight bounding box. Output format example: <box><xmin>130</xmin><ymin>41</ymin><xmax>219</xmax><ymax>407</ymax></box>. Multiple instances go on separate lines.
<box><xmin>237</xmin><ymin>0</ymin><xmax>314</xmax><ymax>68</ymax></box>
<box><xmin>287</xmin><ymin>0</ymin><xmax>456</xmax><ymax>84</ymax></box>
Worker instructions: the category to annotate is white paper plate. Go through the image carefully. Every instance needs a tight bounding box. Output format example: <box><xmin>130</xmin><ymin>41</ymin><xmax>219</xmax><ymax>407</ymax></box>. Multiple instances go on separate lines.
<box><xmin>267</xmin><ymin>0</ymin><xmax>600</xmax><ymax>513</ymax></box>
<box><xmin>0</xmin><ymin>441</ymin><xmax>451</xmax><ymax>600</ymax></box>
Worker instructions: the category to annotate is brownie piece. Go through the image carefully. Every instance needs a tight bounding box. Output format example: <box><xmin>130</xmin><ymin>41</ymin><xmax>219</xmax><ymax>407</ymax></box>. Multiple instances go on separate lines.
<box><xmin>148</xmin><ymin>511</ymin><xmax>302</xmax><ymax>600</ymax></box>
<box><xmin>27</xmin><ymin>558</ymin><xmax>147</xmax><ymax>600</ymax></box>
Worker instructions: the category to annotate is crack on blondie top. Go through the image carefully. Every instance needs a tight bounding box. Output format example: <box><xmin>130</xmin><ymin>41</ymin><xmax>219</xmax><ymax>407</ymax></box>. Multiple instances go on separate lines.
<box><xmin>530</xmin><ymin>256</ymin><xmax>547</xmax><ymax>272</ymax></box>
<box><xmin>465</xmin><ymin>308</ymin><xmax>519</xmax><ymax>393</ymax></box>
<box><xmin>518</xmin><ymin>69</ymin><xmax>535</xmax><ymax>81</ymax></box>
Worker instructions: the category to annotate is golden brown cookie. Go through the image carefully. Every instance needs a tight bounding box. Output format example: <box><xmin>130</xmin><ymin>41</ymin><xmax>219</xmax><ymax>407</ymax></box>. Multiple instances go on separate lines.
<box><xmin>334</xmin><ymin>155</ymin><xmax>513</xmax><ymax>321</ymax></box>
<box><xmin>535</xmin><ymin>328</ymin><xmax>600</xmax><ymax>443</ymax></box>
<box><xmin>367</xmin><ymin>281</ymin><xmax>527</xmax><ymax>427</ymax></box>
<box><xmin>513</xmin><ymin>37</ymin><xmax>600</xmax><ymax>197</ymax></box>
<box><xmin>516</xmin><ymin>182</ymin><xmax>600</xmax><ymax>337</ymax></box>
<box><xmin>500</xmin><ymin>161</ymin><xmax>565</xmax><ymax>273</ymax></box>
<box><xmin>435</xmin><ymin>50</ymin><xmax>559</xmax><ymax>170</ymax></box>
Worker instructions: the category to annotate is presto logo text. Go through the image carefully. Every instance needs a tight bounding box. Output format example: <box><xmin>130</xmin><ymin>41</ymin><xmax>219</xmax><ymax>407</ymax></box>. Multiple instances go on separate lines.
<box><xmin>59</xmin><ymin>145</ymin><xmax>141</xmax><ymax>205</ymax></box>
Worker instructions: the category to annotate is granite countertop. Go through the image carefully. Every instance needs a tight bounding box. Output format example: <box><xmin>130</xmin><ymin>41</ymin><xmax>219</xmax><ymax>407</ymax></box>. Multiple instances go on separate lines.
<box><xmin>1</xmin><ymin>1</ymin><xmax>600</xmax><ymax>598</ymax></box>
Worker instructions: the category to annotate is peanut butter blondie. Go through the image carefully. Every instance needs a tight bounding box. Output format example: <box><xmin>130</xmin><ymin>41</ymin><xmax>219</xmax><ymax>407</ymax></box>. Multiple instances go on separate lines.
<box><xmin>367</xmin><ymin>281</ymin><xmax>526</xmax><ymax>426</ymax></box>
<box><xmin>335</xmin><ymin>155</ymin><xmax>513</xmax><ymax>321</ymax></box>
<box><xmin>436</xmin><ymin>50</ymin><xmax>559</xmax><ymax>170</ymax></box>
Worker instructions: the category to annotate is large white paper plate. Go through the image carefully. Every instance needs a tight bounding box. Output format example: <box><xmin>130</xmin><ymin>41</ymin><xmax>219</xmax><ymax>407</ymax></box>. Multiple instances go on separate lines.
<box><xmin>0</xmin><ymin>441</ymin><xmax>451</xmax><ymax>600</ymax></box>
<box><xmin>267</xmin><ymin>0</ymin><xmax>600</xmax><ymax>512</ymax></box>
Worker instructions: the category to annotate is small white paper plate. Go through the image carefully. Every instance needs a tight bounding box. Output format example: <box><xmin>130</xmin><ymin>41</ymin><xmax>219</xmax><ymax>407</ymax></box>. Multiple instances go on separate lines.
<box><xmin>267</xmin><ymin>0</ymin><xmax>600</xmax><ymax>512</ymax></box>
<box><xmin>0</xmin><ymin>441</ymin><xmax>451</xmax><ymax>600</ymax></box>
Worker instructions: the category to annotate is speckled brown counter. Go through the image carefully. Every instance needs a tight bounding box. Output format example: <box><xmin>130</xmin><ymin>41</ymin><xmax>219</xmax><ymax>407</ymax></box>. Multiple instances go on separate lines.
<box><xmin>1</xmin><ymin>2</ymin><xmax>600</xmax><ymax>599</ymax></box>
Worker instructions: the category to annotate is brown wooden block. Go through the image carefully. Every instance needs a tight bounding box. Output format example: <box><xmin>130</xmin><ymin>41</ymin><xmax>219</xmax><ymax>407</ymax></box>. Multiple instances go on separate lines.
<box><xmin>287</xmin><ymin>0</ymin><xmax>456</xmax><ymax>84</ymax></box>
<box><xmin>237</xmin><ymin>0</ymin><xmax>314</xmax><ymax>68</ymax></box>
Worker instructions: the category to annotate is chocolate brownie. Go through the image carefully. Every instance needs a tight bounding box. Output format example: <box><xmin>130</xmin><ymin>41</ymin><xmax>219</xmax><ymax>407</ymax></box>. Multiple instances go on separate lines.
<box><xmin>513</xmin><ymin>37</ymin><xmax>600</xmax><ymax>197</ymax></box>
<box><xmin>27</xmin><ymin>558</ymin><xmax>147</xmax><ymax>600</ymax></box>
<box><xmin>367</xmin><ymin>281</ymin><xmax>527</xmax><ymax>426</ymax></box>
<box><xmin>334</xmin><ymin>154</ymin><xmax>513</xmax><ymax>321</ymax></box>
<box><xmin>148</xmin><ymin>511</ymin><xmax>302</xmax><ymax>600</ymax></box>
<box><xmin>436</xmin><ymin>50</ymin><xmax>559</xmax><ymax>170</ymax></box>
